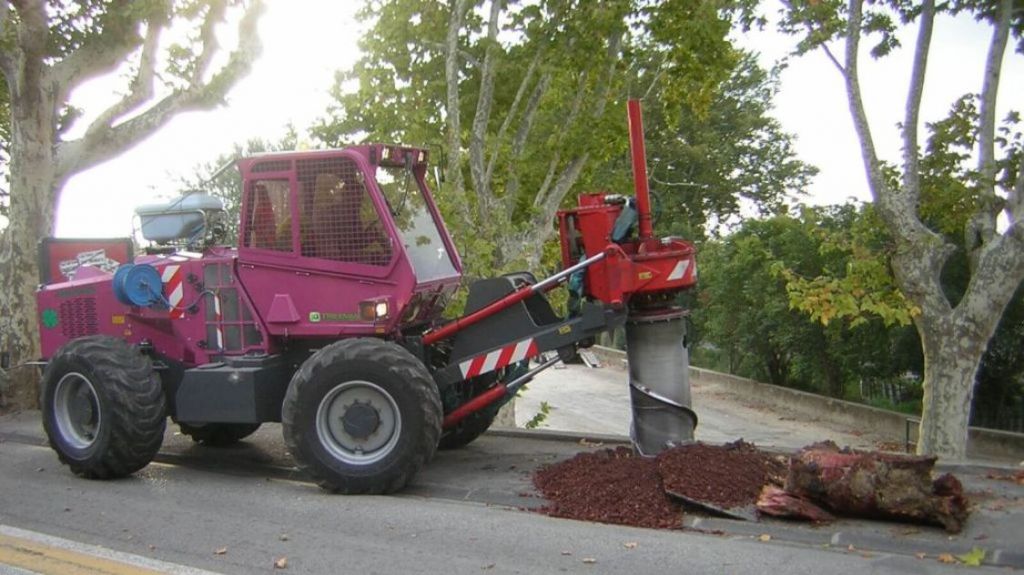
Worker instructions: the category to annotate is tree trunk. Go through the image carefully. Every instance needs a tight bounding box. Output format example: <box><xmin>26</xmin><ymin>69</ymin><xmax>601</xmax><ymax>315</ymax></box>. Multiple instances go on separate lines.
<box><xmin>0</xmin><ymin>95</ymin><xmax>59</xmax><ymax>407</ymax></box>
<box><xmin>915</xmin><ymin>314</ymin><xmax>987</xmax><ymax>459</ymax></box>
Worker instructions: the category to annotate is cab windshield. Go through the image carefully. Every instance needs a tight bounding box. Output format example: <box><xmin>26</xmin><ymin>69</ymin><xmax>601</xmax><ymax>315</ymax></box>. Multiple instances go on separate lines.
<box><xmin>375</xmin><ymin>166</ymin><xmax>458</xmax><ymax>282</ymax></box>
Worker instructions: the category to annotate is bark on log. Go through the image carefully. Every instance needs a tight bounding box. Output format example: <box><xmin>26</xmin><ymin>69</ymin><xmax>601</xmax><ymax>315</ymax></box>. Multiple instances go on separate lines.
<box><xmin>785</xmin><ymin>442</ymin><xmax>969</xmax><ymax>533</ymax></box>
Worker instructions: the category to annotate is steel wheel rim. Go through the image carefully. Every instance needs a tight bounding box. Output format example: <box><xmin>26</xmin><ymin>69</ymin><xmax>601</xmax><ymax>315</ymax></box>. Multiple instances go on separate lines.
<box><xmin>316</xmin><ymin>380</ymin><xmax>401</xmax><ymax>465</ymax></box>
<box><xmin>53</xmin><ymin>372</ymin><xmax>101</xmax><ymax>450</ymax></box>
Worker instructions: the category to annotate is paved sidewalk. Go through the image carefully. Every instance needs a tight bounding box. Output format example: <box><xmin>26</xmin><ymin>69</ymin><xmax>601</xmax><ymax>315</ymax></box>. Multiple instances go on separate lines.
<box><xmin>517</xmin><ymin>362</ymin><xmax>893</xmax><ymax>452</ymax></box>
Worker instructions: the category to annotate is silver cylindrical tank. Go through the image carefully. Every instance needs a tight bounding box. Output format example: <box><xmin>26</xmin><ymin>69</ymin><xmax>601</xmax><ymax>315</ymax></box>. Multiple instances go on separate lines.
<box><xmin>626</xmin><ymin>308</ymin><xmax>697</xmax><ymax>455</ymax></box>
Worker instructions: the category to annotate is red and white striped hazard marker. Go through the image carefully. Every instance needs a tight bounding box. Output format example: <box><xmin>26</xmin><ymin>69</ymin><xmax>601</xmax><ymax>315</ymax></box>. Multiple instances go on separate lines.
<box><xmin>459</xmin><ymin>338</ymin><xmax>538</xmax><ymax>379</ymax></box>
<box><xmin>161</xmin><ymin>265</ymin><xmax>185</xmax><ymax>319</ymax></box>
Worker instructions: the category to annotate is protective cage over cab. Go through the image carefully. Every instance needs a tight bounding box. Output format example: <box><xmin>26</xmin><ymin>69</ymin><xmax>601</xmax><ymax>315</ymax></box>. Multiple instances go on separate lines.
<box><xmin>235</xmin><ymin>145</ymin><xmax>463</xmax><ymax>337</ymax></box>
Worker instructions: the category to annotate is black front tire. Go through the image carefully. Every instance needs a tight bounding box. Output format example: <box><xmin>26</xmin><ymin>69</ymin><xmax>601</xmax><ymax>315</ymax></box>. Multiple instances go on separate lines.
<box><xmin>178</xmin><ymin>422</ymin><xmax>261</xmax><ymax>446</ymax></box>
<box><xmin>438</xmin><ymin>373</ymin><xmax>501</xmax><ymax>450</ymax></box>
<box><xmin>282</xmin><ymin>338</ymin><xmax>442</xmax><ymax>494</ymax></box>
<box><xmin>41</xmin><ymin>336</ymin><xmax>166</xmax><ymax>479</ymax></box>
<box><xmin>438</xmin><ymin>408</ymin><xmax>497</xmax><ymax>450</ymax></box>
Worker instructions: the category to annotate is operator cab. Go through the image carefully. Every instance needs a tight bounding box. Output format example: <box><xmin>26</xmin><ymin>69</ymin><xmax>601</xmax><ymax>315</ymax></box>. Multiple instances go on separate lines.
<box><xmin>235</xmin><ymin>146</ymin><xmax>462</xmax><ymax>335</ymax></box>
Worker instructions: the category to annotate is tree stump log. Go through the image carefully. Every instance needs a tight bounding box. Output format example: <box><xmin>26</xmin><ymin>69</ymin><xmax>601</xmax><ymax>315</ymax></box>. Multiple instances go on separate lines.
<box><xmin>784</xmin><ymin>441</ymin><xmax>968</xmax><ymax>532</ymax></box>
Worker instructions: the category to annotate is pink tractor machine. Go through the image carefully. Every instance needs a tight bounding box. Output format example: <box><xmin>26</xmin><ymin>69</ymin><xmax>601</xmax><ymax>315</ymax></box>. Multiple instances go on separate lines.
<box><xmin>34</xmin><ymin>101</ymin><xmax>698</xmax><ymax>493</ymax></box>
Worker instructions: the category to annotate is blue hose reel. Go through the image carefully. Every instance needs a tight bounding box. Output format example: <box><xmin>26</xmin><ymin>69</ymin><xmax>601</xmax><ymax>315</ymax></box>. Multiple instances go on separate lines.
<box><xmin>112</xmin><ymin>263</ymin><xmax>166</xmax><ymax>308</ymax></box>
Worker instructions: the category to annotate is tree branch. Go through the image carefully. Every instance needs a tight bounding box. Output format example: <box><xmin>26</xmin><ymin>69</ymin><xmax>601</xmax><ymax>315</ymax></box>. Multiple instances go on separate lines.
<box><xmin>422</xmin><ymin>39</ymin><xmax>481</xmax><ymax>68</ymax></box>
<box><xmin>502</xmin><ymin>70</ymin><xmax>550</xmax><ymax>222</ymax></box>
<box><xmin>51</xmin><ymin>0</ymin><xmax>150</xmax><ymax>103</ymax></box>
<box><xmin>957</xmin><ymin>220</ymin><xmax>1024</xmax><ymax>343</ymax></box>
<box><xmin>511</xmin><ymin>72</ymin><xmax>550</xmax><ymax>157</ymax></box>
<box><xmin>900</xmin><ymin>0</ymin><xmax>935</xmax><ymax>210</ymax></box>
<box><xmin>532</xmin><ymin>71</ymin><xmax>586</xmax><ymax>211</ymax></box>
<box><xmin>485</xmin><ymin>48</ymin><xmax>541</xmax><ymax>187</ymax></box>
<box><xmin>820</xmin><ymin>42</ymin><xmax>846</xmax><ymax>75</ymax></box>
<box><xmin>78</xmin><ymin>22</ymin><xmax>162</xmax><ymax>147</ymax></box>
<box><xmin>966</xmin><ymin>0</ymin><xmax>1012</xmax><ymax>259</ymax></box>
<box><xmin>641</xmin><ymin>61</ymin><xmax>666</xmax><ymax>101</ymax></box>
<box><xmin>591</xmin><ymin>30</ymin><xmax>622</xmax><ymax>118</ymax></box>
<box><xmin>192</xmin><ymin>0</ymin><xmax>228</xmax><ymax>85</ymax></box>
<box><xmin>469</xmin><ymin>0</ymin><xmax>502</xmax><ymax>221</ymax></box>
<box><xmin>55</xmin><ymin>0</ymin><xmax>264</xmax><ymax>179</ymax></box>
<box><xmin>444</xmin><ymin>0</ymin><xmax>470</xmax><ymax>228</ymax></box>
<box><xmin>1008</xmin><ymin>154</ymin><xmax>1024</xmax><ymax>225</ymax></box>
<box><xmin>842</xmin><ymin>0</ymin><xmax>888</xmax><ymax>210</ymax></box>
<box><xmin>781</xmin><ymin>0</ymin><xmax>847</xmax><ymax>75</ymax></box>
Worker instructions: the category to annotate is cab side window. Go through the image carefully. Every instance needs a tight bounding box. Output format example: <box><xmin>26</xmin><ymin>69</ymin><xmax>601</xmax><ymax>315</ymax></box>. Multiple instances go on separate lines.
<box><xmin>243</xmin><ymin>180</ymin><xmax>292</xmax><ymax>252</ymax></box>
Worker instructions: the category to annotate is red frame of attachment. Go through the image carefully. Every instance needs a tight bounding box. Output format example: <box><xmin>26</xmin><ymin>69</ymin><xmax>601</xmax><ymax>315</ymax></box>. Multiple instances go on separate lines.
<box><xmin>627</xmin><ymin>99</ymin><xmax>654</xmax><ymax>240</ymax></box>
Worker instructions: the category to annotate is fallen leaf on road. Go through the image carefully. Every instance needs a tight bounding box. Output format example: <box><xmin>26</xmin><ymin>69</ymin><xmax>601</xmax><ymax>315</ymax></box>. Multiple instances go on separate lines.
<box><xmin>758</xmin><ymin>534</ymin><xmax>771</xmax><ymax>542</ymax></box>
<box><xmin>481</xmin><ymin>564</ymin><xmax>495</xmax><ymax>570</ymax></box>
<box><xmin>956</xmin><ymin>547</ymin><xmax>985</xmax><ymax>567</ymax></box>
<box><xmin>274</xmin><ymin>556</ymin><xmax>288</xmax><ymax>569</ymax></box>
<box><xmin>915</xmin><ymin>553</ymin><xmax>926</xmax><ymax>560</ymax></box>
<box><xmin>623</xmin><ymin>542</ymin><xmax>638</xmax><ymax>550</ymax></box>
<box><xmin>582</xmin><ymin>558</ymin><xmax>597</xmax><ymax>564</ymax></box>
<box><xmin>937</xmin><ymin>553</ymin><xmax>956</xmax><ymax>564</ymax></box>
<box><xmin>214</xmin><ymin>547</ymin><xmax>227</xmax><ymax>555</ymax></box>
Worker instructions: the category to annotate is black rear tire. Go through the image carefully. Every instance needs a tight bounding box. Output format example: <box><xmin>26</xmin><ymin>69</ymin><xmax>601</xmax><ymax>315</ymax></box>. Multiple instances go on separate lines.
<box><xmin>282</xmin><ymin>338</ymin><xmax>442</xmax><ymax>494</ymax></box>
<box><xmin>41</xmin><ymin>336</ymin><xmax>166</xmax><ymax>479</ymax></box>
<box><xmin>178</xmin><ymin>422</ymin><xmax>261</xmax><ymax>446</ymax></box>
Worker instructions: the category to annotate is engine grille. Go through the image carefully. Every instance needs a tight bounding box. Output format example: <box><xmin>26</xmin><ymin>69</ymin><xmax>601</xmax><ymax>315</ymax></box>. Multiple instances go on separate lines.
<box><xmin>60</xmin><ymin>297</ymin><xmax>98</xmax><ymax>338</ymax></box>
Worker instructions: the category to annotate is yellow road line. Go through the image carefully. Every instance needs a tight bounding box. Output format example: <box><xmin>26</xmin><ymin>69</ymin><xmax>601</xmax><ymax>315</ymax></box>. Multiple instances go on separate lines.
<box><xmin>0</xmin><ymin>533</ymin><xmax>165</xmax><ymax>575</ymax></box>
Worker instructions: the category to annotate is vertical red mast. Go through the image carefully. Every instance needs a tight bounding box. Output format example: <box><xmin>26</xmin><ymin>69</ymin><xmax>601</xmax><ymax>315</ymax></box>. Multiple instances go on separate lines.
<box><xmin>627</xmin><ymin>99</ymin><xmax>654</xmax><ymax>240</ymax></box>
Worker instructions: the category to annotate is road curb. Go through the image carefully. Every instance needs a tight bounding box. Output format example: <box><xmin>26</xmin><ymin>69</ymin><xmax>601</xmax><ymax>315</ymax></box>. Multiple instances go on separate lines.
<box><xmin>486</xmin><ymin>427</ymin><xmax>631</xmax><ymax>445</ymax></box>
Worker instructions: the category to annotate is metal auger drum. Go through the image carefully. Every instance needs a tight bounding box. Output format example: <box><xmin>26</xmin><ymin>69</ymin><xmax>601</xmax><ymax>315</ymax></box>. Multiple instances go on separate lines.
<box><xmin>626</xmin><ymin>307</ymin><xmax>697</xmax><ymax>455</ymax></box>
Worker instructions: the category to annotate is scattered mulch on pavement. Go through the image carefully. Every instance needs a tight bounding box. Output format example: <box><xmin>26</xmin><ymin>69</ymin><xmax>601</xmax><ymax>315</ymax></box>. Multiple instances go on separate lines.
<box><xmin>533</xmin><ymin>446</ymin><xmax>683</xmax><ymax>529</ymax></box>
<box><xmin>985</xmin><ymin>470</ymin><xmax>1024</xmax><ymax>486</ymax></box>
<box><xmin>656</xmin><ymin>440</ymin><xmax>786</xmax><ymax>510</ymax></box>
<box><xmin>532</xmin><ymin>440</ymin><xmax>969</xmax><ymax>533</ymax></box>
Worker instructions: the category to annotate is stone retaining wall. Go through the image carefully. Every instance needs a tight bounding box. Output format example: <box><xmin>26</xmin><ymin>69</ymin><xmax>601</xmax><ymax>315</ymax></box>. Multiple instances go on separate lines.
<box><xmin>589</xmin><ymin>345</ymin><xmax>1024</xmax><ymax>461</ymax></box>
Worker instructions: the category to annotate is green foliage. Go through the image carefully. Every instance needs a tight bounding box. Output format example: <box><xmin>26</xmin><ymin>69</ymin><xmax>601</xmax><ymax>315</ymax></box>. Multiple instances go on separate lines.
<box><xmin>775</xmin><ymin>204</ymin><xmax>919</xmax><ymax>327</ymax></box>
<box><xmin>695</xmin><ymin>207</ymin><xmax>922</xmax><ymax>398</ymax></box>
<box><xmin>614</xmin><ymin>54</ymin><xmax>817</xmax><ymax>238</ymax></box>
<box><xmin>311</xmin><ymin>0</ymin><xmax>783</xmax><ymax>280</ymax></box>
<box><xmin>956</xmin><ymin>547</ymin><xmax>986</xmax><ymax>567</ymax></box>
<box><xmin>524</xmin><ymin>400</ymin><xmax>551</xmax><ymax>429</ymax></box>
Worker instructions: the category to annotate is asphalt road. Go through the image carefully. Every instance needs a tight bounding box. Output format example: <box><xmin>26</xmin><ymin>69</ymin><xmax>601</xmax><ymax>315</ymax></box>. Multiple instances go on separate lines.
<box><xmin>2</xmin><ymin>411</ymin><xmax>1021</xmax><ymax>574</ymax></box>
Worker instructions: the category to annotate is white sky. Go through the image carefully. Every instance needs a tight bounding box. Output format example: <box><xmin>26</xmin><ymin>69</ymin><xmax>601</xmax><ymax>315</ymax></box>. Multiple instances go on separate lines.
<box><xmin>53</xmin><ymin>1</ymin><xmax>1024</xmax><ymax>237</ymax></box>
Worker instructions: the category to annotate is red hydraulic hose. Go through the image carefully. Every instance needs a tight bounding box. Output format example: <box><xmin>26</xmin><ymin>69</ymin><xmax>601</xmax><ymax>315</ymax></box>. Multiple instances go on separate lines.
<box><xmin>627</xmin><ymin>99</ymin><xmax>654</xmax><ymax>240</ymax></box>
